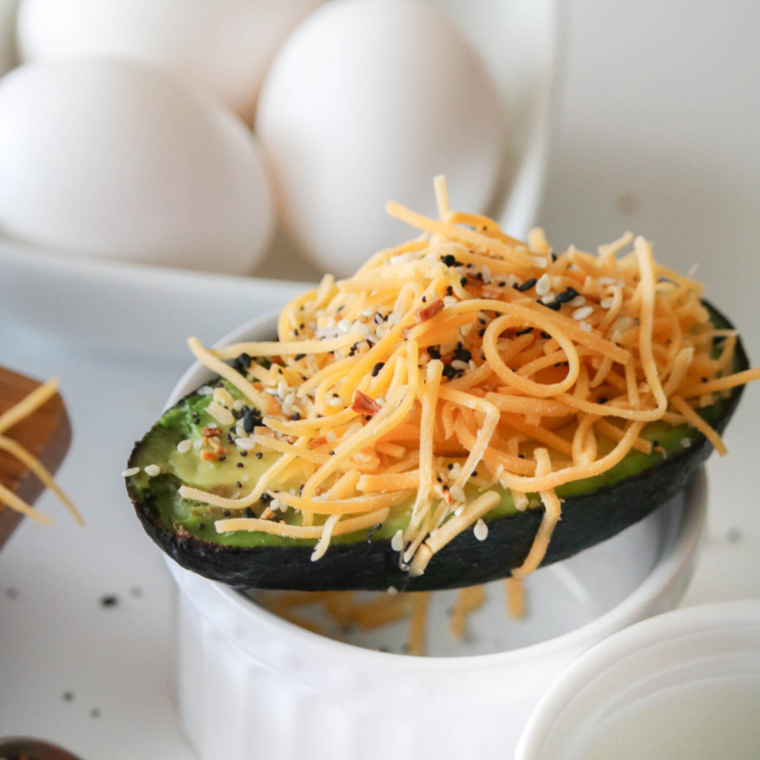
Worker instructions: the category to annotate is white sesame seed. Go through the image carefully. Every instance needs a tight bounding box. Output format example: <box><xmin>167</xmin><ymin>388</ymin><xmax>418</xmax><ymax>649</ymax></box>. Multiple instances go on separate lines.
<box><xmin>284</xmin><ymin>393</ymin><xmax>296</xmax><ymax>406</ymax></box>
<box><xmin>277</xmin><ymin>381</ymin><xmax>288</xmax><ymax>400</ymax></box>
<box><xmin>612</xmin><ymin>317</ymin><xmax>635</xmax><ymax>333</ymax></box>
<box><xmin>270</xmin><ymin>499</ymin><xmax>281</xmax><ymax>511</ymax></box>
<box><xmin>461</xmin><ymin>323</ymin><xmax>474</xmax><ymax>337</ymax></box>
<box><xmin>451</xmin><ymin>360</ymin><xmax>469</xmax><ymax>371</ymax></box>
<box><xmin>482</xmin><ymin>265</ymin><xmax>492</xmax><ymax>284</ymax></box>
<box><xmin>573</xmin><ymin>306</ymin><xmax>594</xmax><ymax>321</ymax></box>
<box><xmin>568</xmin><ymin>295</ymin><xmax>586</xmax><ymax>307</ymax></box>
<box><xmin>474</xmin><ymin>519</ymin><xmax>489</xmax><ymax>541</ymax></box>
<box><xmin>681</xmin><ymin>438</ymin><xmax>692</xmax><ymax>448</ymax></box>
<box><xmin>122</xmin><ymin>467</ymin><xmax>140</xmax><ymax>477</ymax></box>
<box><xmin>580</xmin><ymin>321</ymin><xmax>593</xmax><ymax>332</ymax></box>
<box><xmin>454</xmin><ymin>506</ymin><xmax>464</xmax><ymax>517</ymax></box>
<box><xmin>235</xmin><ymin>438</ymin><xmax>256</xmax><ymax>450</ymax></box>
<box><xmin>469</xmin><ymin>360</ymin><xmax>477</xmax><ymax>371</ymax></box>
<box><xmin>326</xmin><ymin>431</ymin><xmax>337</xmax><ymax>442</ymax></box>
<box><xmin>600</xmin><ymin>297</ymin><xmax>615</xmax><ymax>309</ymax></box>
<box><xmin>144</xmin><ymin>464</ymin><xmax>161</xmax><ymax>477</ymax></box>
<box><xmin>233</xmin><ymin>399</ymin><xmax>245</xmax><ymax>411</ymax></box>
<box><xmin>536</xmin><ymin>274</ymin><xmax>552</xmax><ymax>296</ymax></box>
<box><xmin>327</xmin><ymin>396</ymin><xmax>343</xmax><ymax>407</ymax></box>
<box><xmin>337</xmin><ymin>318</ymin><xmax>352</xmax><ymax>333</ymax></box>
<box><xmin>213</xmin><ymin>387</ymin><xmax>233</xmax><ymax>407</ymax></box>
<box><xmin>197</xmin><ymin>385</ymin><xmax>213</xmax><ymax>396</ymax></box>
<box><xmin>207</xmin><ymin>401</ymin><xmax>235</xmax><ymax>426</ymax></box>
<box><xmin>541</xmin><ymin>294</ymin><xmax>556</xmax><ymax>304</ymax></box>
<box><xmin>443</xmin><ymin>296</ymin><xmax>458</xmax><ymax>308</ymax></box>
<box><xmin>391</xmin><ymin>529</ymin><xmax>404</xmax><ymax>552</ymax></box>
<box><xmin>241</xmin><ymin>475</ymin><xmax>249</xmax><ymax>482</ymax></box>
<box><xmin>532</xmin><ymin>256</ymin><xmax>548</xmax><ymax>269</ymax></box>
<box><xmin>387</xmin><ymin>586</ymin><xmax>398</xmax><ymax>596</ymax></box>
<box><xmin>193</xmin><ymin>439</ymin><xmax>203</xmax><ymax>450</ymax></box>
<box><xmin>450</xmin><ymin>485</ymin><xmax>466</xmax><ymax>502</ymax></box>
<box><xmin>177</xmin><ymin>439</ymin><xmax>192</xmax><ymax>454</ymax></box>
<box><xmin>508</xmin><ymin>274</ymin><xmax>523</xmax><ymax>287</ymax></box>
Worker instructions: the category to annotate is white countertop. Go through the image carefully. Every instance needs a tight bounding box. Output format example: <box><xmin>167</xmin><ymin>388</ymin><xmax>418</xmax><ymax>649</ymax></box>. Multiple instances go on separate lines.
<box><xmin>2</xmin><ymin>2</ymin><xmax>759</xmax><ymax>757</ymax></box>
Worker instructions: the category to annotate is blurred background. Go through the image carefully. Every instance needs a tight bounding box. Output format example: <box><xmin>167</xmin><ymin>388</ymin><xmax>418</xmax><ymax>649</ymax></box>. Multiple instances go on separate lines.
<box><xmin>0</xmin><ymin>0</ymin><xmax>758</xmax><ymax>756</ymax></box>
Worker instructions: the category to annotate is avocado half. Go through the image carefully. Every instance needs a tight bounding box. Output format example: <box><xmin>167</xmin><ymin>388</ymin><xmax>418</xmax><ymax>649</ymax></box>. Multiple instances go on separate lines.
<box><xmin>126</xmin><ymin>303</ymin><xmax>748</xmax><ymax>591</ymax></box>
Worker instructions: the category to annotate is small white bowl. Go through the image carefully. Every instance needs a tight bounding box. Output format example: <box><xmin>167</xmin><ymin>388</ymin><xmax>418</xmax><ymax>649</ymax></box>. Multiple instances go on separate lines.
<box><xmin>516</xmin><ymin>600</ymin><xmax>760</xmax><ymax>760</ymax></box>
<box><xmin>160</xmin><ymin>312</ymin><xmax>708</xmax><ymax>760</ymax></box>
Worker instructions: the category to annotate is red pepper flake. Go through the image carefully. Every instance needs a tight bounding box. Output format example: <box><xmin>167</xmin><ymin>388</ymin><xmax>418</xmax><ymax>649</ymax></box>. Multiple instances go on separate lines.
<box><xmin>201</xmin><ymin>450</ymin><xmax>219</xmax><ymax>462</ymax></box>
<box><xmin>415</xmin><ymin>298</ymin><xmax>444</xmax><ymax>323</ymax></box>
<box><xmin>203</xmin><ymin>426</ymin><xmax>223</xmax><ymax>437</ymax></box>
<box><xmin>352</xmin><ymin>390</ymin><xmax>381</xmax><ymax>417</ymax></box>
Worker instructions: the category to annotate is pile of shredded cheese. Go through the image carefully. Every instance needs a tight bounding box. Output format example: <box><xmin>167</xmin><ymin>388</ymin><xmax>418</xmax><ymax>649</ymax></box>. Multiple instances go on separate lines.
<box><xmin>0</xmin><ymin>378</ymin><xmax>82</xmax><ymax>526</ymax></box>
<box><xmin>181</xmin><ymin>176</ymin><xmax>759</xmax><ymax>579</ymax></box>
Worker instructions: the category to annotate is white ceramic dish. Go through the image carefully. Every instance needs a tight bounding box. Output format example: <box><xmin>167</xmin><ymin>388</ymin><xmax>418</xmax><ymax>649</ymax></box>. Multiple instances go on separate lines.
<box><xmin>161</xmin><ymin>310</ymin><xmax>707</xmax><ymax>760</ymax></box>
<box><xmin>0</xmin><ymin>0</ymin><xmax>560</xmax><ymax>361</ymax></box>
<box><xmin>516</xmin><ymin>600</ymin><xmax>760</xmax><ymax>760</ymax></box>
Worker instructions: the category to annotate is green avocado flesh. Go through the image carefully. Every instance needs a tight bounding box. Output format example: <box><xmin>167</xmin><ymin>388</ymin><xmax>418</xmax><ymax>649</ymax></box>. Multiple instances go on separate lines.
<box><xmin>128</xmin><ymin>316</ymin><xmax>739</xmax><ymax>555</ymax></box>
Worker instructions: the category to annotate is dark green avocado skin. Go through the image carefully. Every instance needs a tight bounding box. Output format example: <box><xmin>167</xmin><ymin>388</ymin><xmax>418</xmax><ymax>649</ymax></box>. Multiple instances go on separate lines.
<box><xmin>128</xmin><ymin>302</ymin><xmax>749</xmax><ymax>591</ymax></box>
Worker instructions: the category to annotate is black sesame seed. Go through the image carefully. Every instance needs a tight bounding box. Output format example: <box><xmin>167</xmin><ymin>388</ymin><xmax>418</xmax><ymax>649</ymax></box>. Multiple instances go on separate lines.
<box><xmin>442</xmin><ymin>364</ymin><xmax>458</xmax><ymax>380</ymax></box>
<box><xmin>242</xmin><ymin>410</ymin><xmax>255</xmax><ymax>433</ymax></box>
<box><xmin>441</xmin><ymin>254</ymin><xmax>456</xmax><ymax>267</ymax></box>
<box><xmin>473</xmin><ymin>471</ymin><xmax>478</xmax><ymax>477</ymax></box>
<box><xmin>294</xmin><ymin>353</ymin><xmax>306</xmax><ymax>361</ymax></box>
<box><xmin>372</xmin><ymin>362</ymin><xmax>385</xmax><ymax>377</ymax></box>
<box><xmin>218</xmin><ymin>455</ymin><xmax>226</xmax><ymax>462</ymax></box>
<box><xmin>518</xmin><ymin>454</ymin><xmax>525</xmax><ymax>459</ymax></box>
<box><xmin>516</xmin><ymin>327</ymin><xmax>533</xmax><ymax>336</ymax></box>
<box><xmin>598</xmin><ymin>397</ymin><xmax>608</xmax><ymax>405</ymax></box>
<box><xmin>240</xmin><ymin>450</ymin><xmax>248</xmax><ymax>457</ymax></box>
<box><xmin>243</xmin><ymin>507</ymin><xmax>255</xmax><ymax>518</ymax></box>
<box><xmin>223</xmin><ymin>510</ymin><xmax>231</xmax><ymax>517</ymax></box>
<box><xmin>198</xmin><ymin>523</ymin><xmax>206</xmax><ymax>531</ymax></box>
<box><xmin>517</xmin><ymin>278</ymin><xmax>537</xmax><ymax>292</ymax></box>
<box><xmin>329</xmin><ymin>451</ymin><xmax>335</xmax><ymax>456</ymax></box>
<box><xmin>237</xmin><ymin>462</ymin><xmax>244</xmax><ymax>468</ymax></box>
<box><xmin>291</xmin><ymin>412</ymin><xmax>301</xmax><ymax>421</ymax></box>
<box><xmin>479</xmin><ymin>329</ymin><xmax>486</xmax><ymax>337</ymax></box>
<box><xmin>460</xmin><ymin>277</ymin><xmax>468</xmax><ymax>287</ymax></box>
<box><xmin>428</xmin><ymin>347</ymin><xmax>441</xmax><ymax>359</ymax></box>
<box><xmin>236</xmin><ymin>481</ymin><xmax>242</xmax><ymax>489</ymax></box>
<box><xmin>555</xmin><ymin>287</ymin><xmax>579</xmax><ymax>304</ymax></box>
<box><xmin>446</xmin><ymin>286</ymin><xmax>454</xmax><ymax>296</ymax></box>
<box><xmin>541</xmin><ymin>331</ymin><xmax>551</xmax><ymax>339</ymax></box>
<box><xmin>255</xmin><ymin>452</ymin><xmax>263</xmax><ymax>459</ymax></box>
<box><xmin>447</xmin><ymin>464</ymin><xmax>454</xmax><ymax>470</ymax></box>
<box><xmin>541</xmin><ymin>300</ymin><xmax>562</xmax><ymax>311</ymax></box>
<box><xmin>100</xmin><ymin>595</ymin><xmax>119</xmax><ymax>608</ymax></box>
<box><xmin>260</xmin><ymin>493</ymin><xmax>273</xmax><ymax>505</ymax></box>
<box><xmin>454</xmin><ymin>347</ymin><xmax>472</xmax><ymax>363</ymax></box>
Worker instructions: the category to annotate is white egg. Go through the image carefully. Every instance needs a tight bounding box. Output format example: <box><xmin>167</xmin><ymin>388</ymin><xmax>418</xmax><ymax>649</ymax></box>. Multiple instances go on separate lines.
<box><xmin>0</xmin><ymin>0</ymin><xmax>20</xmax><ymax>77</ymax></box>
<box><xmin>256</xmin><ymin>0</ymin><xmax>506</xmax><ymax>277</ymax></box>
<box><xmin>0</xmin><ymin>58</ymin><xmax>274</xmax><ymax>274</ymax></box>
<box><xmin>16</xmin><ymin>0</ymin><xmax>325</xmax><ymax>121</ymax></box>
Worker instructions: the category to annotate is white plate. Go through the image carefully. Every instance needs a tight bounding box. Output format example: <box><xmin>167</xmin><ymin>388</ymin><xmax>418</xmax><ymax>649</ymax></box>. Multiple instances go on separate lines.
<box><xmin>0</xmin><ymin>0</ymin><xmax>561</xmax><ymax>362</ymax></box>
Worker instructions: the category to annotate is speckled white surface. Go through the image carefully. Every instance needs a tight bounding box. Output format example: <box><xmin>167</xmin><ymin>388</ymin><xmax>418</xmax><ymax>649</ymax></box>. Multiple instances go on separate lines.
<box><xmin>1</xmin><ymin>1</ymin><xmax>760</xmax><ymax>758</ymax></box>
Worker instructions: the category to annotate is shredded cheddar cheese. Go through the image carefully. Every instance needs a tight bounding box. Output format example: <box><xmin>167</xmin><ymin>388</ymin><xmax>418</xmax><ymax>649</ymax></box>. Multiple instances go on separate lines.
<box><xmin>0</xmin><ymin>378</ymin><xmax>83</xmax><ymax>526</ymax></box>
<box><xmin>182</xmin><ymin>177</ymin><xmax>759</xmax><ymax>579</ymax></box>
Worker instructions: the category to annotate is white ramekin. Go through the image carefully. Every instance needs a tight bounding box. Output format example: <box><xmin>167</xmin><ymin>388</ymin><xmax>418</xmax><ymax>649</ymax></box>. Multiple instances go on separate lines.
<box><xmin>516</xmin><ymin>600</ymin><xmax>760</xmax><ymax>760</ymax></box>
<box><xmin>163</xmin><ymin>312</ymin><xmax>708</xmax><ymax>760</ymax></box>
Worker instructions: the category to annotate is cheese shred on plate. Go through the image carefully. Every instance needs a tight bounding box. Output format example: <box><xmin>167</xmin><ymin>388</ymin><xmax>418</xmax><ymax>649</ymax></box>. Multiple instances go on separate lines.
<box><xmin>184</xmin><ymin>176</ymin><xmax>760</xmax><ymax>578</ymax></box>
<box><xmin>0</xmin><ymin>378</ymin><xmax>83</xmax><ymax>526</ymax></box>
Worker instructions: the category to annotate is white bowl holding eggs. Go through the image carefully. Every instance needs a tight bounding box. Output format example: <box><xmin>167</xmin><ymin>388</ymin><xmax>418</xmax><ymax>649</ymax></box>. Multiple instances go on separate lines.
<box><xmin>0</xmin><ymin>0</ymin><xmax>561</xmax><ymax>360</ymax></box>
<box><xmin>161</xmin><ymin>309</ymin><xmax>707</xmax><ymax>760</ymax></box>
